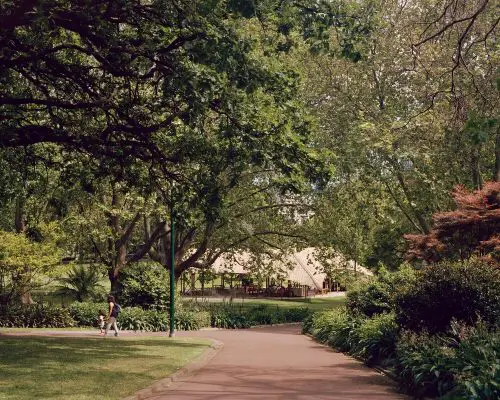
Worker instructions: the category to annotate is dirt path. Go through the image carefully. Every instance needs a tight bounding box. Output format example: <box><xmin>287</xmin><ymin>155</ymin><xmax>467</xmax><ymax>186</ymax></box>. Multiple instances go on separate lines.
<box><xmin>146</xmin><ymin>324</ymin><xmax>408</xmax><ymax>400</ymax></box>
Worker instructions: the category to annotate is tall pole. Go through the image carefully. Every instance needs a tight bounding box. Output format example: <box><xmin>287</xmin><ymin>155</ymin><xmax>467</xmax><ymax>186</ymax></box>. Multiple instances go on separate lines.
<box><xmin>169</xmin><ymin>208</ymin><xmax>175</xmax><ymax>337</ymax></box>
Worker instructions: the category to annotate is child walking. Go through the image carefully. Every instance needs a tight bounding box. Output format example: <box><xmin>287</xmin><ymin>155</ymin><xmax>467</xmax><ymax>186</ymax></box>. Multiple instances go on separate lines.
<box><xmin>98</xmin><ymin>310</ymin><xmax>106</xmax><ymax>335</ymax></box>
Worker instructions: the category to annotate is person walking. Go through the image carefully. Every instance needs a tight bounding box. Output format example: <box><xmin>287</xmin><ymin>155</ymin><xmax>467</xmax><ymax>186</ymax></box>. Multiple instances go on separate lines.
<box><xmin>98</xmin><ymin>309</ymin><xmax>106</xmax><ymax>335</ymax></box>
<box><xmin>104</xmin><ymin>295</ymin><xmax>120</xmax><ymax>337</ymax></box>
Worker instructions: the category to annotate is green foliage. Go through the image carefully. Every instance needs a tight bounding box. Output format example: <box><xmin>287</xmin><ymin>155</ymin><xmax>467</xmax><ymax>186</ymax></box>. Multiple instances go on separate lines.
<box><xmin>210</xmin><ymin>308</ymin><xmax>251</xmax><ymax>329</ymax></box>
<box><xmin>0</xmin><ymin>304</ymin><xmax>75</xmax><ymax>328</ymax></box>
<box><xmin>175</xmin><ymin>310</ymin><xmax>211</xmax><ymax>331</ymax></box>
<box><xmin>395</xmin><ymin>260</ymin><xmax>500</xmax><ymax>334</ymax></box>
<box><xmin>396</xmin><ymin>322</ymin><xmax>500</xmax><ymax>399</ymax></box>
<box><xmin>69</xmin><ymin>302</ymin><xmax>108</xmax><ymax>327</ymax></box>
<box><xmin>303</xmin><ymin>307</ymin><xmax>360</xmax><ymax>352</ymax></box>
<box><xmin>116</xmin><ymin>307</ymin><xmax>155</xmax><ymax>332</ymax></box>
<box><xmin>282</xmin><ymin>307</ymin><xmax>310</xmax><ymax>322</ymax></box>
<box><xmin>449</xmin><ymin>325</ymin><xmax>500</xmax><ymax>400</ymax></box>
<box><xmin>118</xmin><ymin>262</ymin><xmax>170</xmax><ymax>310</ymax></box>
<box><xmin>347</xmin><ymin>265</ymin><xmax>416</xmax><ymax>317</ymax></box>
<box><xmin>396</xmin><ymin>330</ymin><xmax>456</xmax><ymax>398</ymax></box>
<box><xmin>55</xmin><ymin>265</ymin><xmax>105</xmax><ymax>302</ymax></box>
<box><xmin>304</xmin><ymin>308</ymin><xmax>398</xmax><ymax>365</ymax></box>
<box><xmin>352</xmin><ymin>312</ymin><xmax>398</xmax><ymax>365</ymax></box>
<box><xmin>0</xmin><ymin>228</ymin><xmax>65</xmax><ymax>303</ymax></box>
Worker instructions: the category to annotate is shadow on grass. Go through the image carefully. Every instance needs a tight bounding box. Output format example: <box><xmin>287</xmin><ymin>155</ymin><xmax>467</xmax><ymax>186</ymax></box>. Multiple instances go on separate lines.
<box><xmin>0</xmin><ymin>336</ymin><xmax>207</xmax><ymax>364</ymax></box>
<box><xmin>0</xmin><ymin>336</ymin><xmax>210</xmax><ymax>399</ymax></box>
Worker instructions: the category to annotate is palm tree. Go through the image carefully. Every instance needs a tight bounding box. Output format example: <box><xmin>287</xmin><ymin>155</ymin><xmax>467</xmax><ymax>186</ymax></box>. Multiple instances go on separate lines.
<box><xmin>55</xmin><ymin>265</ymin><xmax>104</xmax><ymax>302</ymax></box>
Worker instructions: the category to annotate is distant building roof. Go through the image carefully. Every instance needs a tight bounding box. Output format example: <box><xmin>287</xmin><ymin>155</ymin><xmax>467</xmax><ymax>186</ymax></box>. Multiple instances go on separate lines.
<box><xmin>210</xmin><ymin>247</ymin><xmax>372</xmax><ymax>289</ymax></box>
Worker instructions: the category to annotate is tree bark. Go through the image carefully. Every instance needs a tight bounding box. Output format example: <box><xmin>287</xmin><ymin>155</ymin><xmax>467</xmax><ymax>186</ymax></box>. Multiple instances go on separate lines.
<box><xmin>494</xmin><ymin>127</ymin><xmax>500</xmax><ymax>182</ymax></box>
<box><xmin>15</xmin><ymin>196</ymin><xmax>26</xmax><ymax>234</ymax></box>
<box><xmin>471</xmin><ymin>147</ymin><xmax>483</xmax><ymax>190</ymax></box>
<box><xmin>14</xmin><ymin>196</ymin><xmax>34</xmax><ymax>304</ymax></box>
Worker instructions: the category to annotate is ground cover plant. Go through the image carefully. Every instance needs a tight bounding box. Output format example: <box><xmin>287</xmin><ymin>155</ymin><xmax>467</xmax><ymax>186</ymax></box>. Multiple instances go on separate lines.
<box><xmin>0</xmin><ymin>336</ymin><xmax>211</xmax><ymax>400</ymax></box>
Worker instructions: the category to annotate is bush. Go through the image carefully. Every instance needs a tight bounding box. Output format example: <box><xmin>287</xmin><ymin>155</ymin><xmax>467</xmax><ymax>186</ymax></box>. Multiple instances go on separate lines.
<box><xmin>396</xmin><ymin>330</ymin><xmax>456</xmax><ymax>398</ymax></box>
<box><xmin>396</xmin><ymin>322</ymin><xmax>500</xmax><ymax>399</ymax></box>
<box><xmin>282</xmin><ymin>307</ymin><xmax>310</xmax><ymax>322</ymax></box>
<box><xmin>119</xmin><ymin>307</ymin><xmax>156</xmax><ymax>331</ymax></box>
<box><xmin>69</xmin><ymin>302</ymin><xmax>107</xmax><ymax>326</ymax></box>
<box><xmin>352</xmin><ymin>312</ymin><xmax>398</xmax><ymax>365</ymax></box>
<box><xmin>445</xmin><ymin>323</ymin><xmax>500</xmax><ymax>400</ymax></box>
<box><xmin>210</xmin><ymin>305</ymin><xmax>252</xmax><ymax>329</ymax></box>
<box><xmin>0</xmin><ymin>304</ymin><xmax>75</xmax><ymax>328</ymax></box>
<box><xmin>175</xmin><ymin>310</ymin><xmax>211</xmax><ymax>331</ymax></box>
<box><xmin>303</xmin><ymin>308</ymin><xmax>362</xmax><ymax>352</ymax></box>
<box><xmin>395</xmin><ymin>260</ymin><xmax>500</xmax><ymax>334</ymax></box>
<box><xmin>118</xmin><ymin>262</ymin><xmax>172</xmax><ymax>309</ymax></box>
<box><xmin>347</xmin><ymin>265</ymin><xmax>416</xmax><ymax>317</ymax></box>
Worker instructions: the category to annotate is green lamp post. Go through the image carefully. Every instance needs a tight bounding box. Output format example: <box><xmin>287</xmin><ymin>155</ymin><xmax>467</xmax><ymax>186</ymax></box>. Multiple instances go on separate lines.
<box><xmin>169</xmin><ymin>208</ymin><xmax>175</xmax><ymax>337</ymax></box>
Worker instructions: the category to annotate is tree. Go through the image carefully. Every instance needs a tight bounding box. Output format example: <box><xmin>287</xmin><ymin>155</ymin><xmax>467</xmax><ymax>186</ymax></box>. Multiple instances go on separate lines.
<box><xmin>294</xmin><ymin>0</ymin><xmax>498</xmax><ymax>268</ymax></box>
<box><xmin>0</xmin><ymin>226</ymin><xmax>64</xmax><ymax>304</ymax></box>
<box><xmin>405</xmin><ymin>181</ymin><xmax>500</xmax><ymax>265</ymax></box>
<box><xmin>1</xmin><ymin>1</ymin><xmax>335</xmax><ymax>287</ymax></box>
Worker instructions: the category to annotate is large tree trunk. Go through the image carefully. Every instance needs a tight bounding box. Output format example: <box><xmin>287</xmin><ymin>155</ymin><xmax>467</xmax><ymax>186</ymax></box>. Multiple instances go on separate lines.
<box><xmin>15</xmin><ymin>196</ymin><xmax>26</xmax><ymax>233</ymax></box>
<box><xmin>108</xmin><ymin>243</ymin><xmax>127</xmax><ymax>296</ymax></box>
<box><xmin>15</xmin><ymin>196</ymin><xmax>34</xmax><ymax>304</ymax></box>
<box><xmin>109</xmin><ymin>269</ymin><xmax>120</xmax><ymax>296</ymax></box>
<box><xmin>471</xmin><ymin>147</ymin><xmax>483</xmax><ymax>190</ymax></box>
<box><xmin>494</xmin><ymin>127</ymin><xmax>500</xmax><ymax>182</ymax></box>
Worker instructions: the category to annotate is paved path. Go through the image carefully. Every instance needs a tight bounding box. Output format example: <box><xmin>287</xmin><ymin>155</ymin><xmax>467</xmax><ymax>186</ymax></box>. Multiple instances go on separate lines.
<box><xmin>148</xmin><ymin>324</ymin><xmax>407</xmax><ymax>400</ymax></box>
<box><xmin>1</xmin><ymin>325</ymin><xmax>408</xmax><ymax>399</ymax></box>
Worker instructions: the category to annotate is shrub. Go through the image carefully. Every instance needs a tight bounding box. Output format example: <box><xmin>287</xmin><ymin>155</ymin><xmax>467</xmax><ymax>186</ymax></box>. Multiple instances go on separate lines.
<box><xmin>55</xmin><ymin>265</ymin><xmax>105</xmax><ymax>302</ymax></box>
<box><xmin>144</xmin><ymin>309</ymin><xmax>168</xmax><ymax>332</ymax></box>
<box><xmin>396</xmin><ymin>322</ymin><xmax>500</xmax><ymax>399</ymax></box>
<box><xmin>0</xmin><ymin>304</ymin><xmax>75</xmax><ymax>328</ymax></box>
<box><xmin>118</xmin><ymin>262</ymin><xmax>171</xmax><ymax>309</ymax></box>
<box><xmin>119</xmin><ymin>307</ymin><xmax>155</xmax><ymax>331</ymax></box>
<box><xmin>395</xmin><ymin>260</ymin><xmax>500</xmax><ymax>334</ymax></box>
<box><xmin>347</xmin><ymin>265</ymin><xmax>416</xmax><ymax>317</ymax></box>
<box><xmin>352</xmin><ymin>312</ymin><xmax>398</xmax><ymax>365</ymax></box>
<box><xmin>445</xmin><ymin>323</ymin><xmax>500</xmax><ymax>400</ymax></box>
<box><xmin>69</xmin><ymin>302</ymin><xmax>107</xmax><ymax>326</ymax></box>
<box><xmin>175</xmin><ymin>310</ymin><xmax>211</xmax><ymax>331</ymax></box>
<box><xmin>247</xmin><ymin>305</ymin><xmax>287</xmax><ymax>325</ymax></box>
<box><xmin>210</xmin><ymin>306</ymin><xmax>252</xmax><ymax>329</ymax></box>
<box><xmin>282</xmin><ymin>307</ymin><xmax>310</xmax><ymax>322</ymax></box>
<box><xmin>396</xmin><ymin>330</ymin><xmax>456</xmax><ymax>398</ymax></box>
<box><xmin>303</xmin><ymin>308</ymin><xmax>362</xmax><ymax>352</ymax></box>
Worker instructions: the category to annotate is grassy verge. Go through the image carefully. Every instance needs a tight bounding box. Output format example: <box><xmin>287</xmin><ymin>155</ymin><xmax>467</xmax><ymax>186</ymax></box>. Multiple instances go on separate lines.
<box><xmin>183</xmin><ymin>295</ymin><xmax>346</xmax><ymax>312</ymax></box>
<box><xmin>0</xmin><ymin>335</ymin><xmax>211</xmax><ymax>400</ymax></box>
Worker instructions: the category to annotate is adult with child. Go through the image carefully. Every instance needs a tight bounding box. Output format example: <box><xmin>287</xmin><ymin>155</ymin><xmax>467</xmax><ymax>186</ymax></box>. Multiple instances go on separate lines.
<box><xmin>104</xmin><ymin>295</ymin><xmax>121</xmax><ymax>337</ymax></box>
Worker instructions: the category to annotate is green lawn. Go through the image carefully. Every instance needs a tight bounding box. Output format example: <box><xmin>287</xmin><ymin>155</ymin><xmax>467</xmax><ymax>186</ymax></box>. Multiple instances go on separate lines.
<box><xmin>183</xmin><ymin>294</ymin><xmax>346</xmax><ymax>312</ymax></box>
<box><xmin>0</xmin><ymin>335</ymin><xmax>211</xmax><ymax>400</ymax></box>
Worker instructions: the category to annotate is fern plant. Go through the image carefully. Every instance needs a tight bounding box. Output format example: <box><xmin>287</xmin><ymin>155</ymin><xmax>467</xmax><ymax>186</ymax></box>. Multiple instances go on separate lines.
<box><xmin>55</xmin><ymin>265</ymin><xmax>104</xmax><ymax>302</ymax></box>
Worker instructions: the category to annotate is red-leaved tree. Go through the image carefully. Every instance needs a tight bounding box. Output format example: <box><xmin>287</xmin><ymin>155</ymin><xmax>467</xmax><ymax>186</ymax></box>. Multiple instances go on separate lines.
<box><xmin>405</xmin><ymin>182</ymin><xmax>500</xmax><ymax>266</ymax></box>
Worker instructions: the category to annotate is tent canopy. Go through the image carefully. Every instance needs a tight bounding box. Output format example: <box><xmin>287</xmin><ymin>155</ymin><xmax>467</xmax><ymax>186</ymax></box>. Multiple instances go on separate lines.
<box><xmin>210</xmin><ymin>248</ymin><xmax>372</xmax><ymax>289</ymax></box>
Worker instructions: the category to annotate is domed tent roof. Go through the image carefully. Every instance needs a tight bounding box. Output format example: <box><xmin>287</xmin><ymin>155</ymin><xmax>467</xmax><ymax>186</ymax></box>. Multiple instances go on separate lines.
<box><xmin>209</xmin><ymin>248</ymin><xmax>372</xmax><ymax>289</ymax></box>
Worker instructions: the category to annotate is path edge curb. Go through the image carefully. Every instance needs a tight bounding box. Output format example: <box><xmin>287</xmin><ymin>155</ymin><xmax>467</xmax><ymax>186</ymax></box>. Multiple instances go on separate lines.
<box><xmin>122</xmin><ymin>338</ymin><xmax>224</xmax><ymax>400</ymax></box>
<box><xmin>303</xmin><ymin>332</ymin><xmax>399</xmax><ymax>381</ymax></box>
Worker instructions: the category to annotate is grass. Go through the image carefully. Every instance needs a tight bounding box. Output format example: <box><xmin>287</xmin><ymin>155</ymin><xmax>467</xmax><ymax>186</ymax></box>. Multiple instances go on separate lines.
<box><xmin>183</xmin><ymin>295</ymin><xmax>346</xmax><ymax>312</ymax></box>
<box><xmin>0</xmin><ymin>335</ymin><xmax>211</xmax><ymax>400</ymax></box>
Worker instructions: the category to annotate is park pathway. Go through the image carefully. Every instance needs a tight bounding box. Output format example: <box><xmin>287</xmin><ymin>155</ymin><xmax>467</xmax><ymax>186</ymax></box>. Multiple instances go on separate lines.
<box><xmin>142</xmin><ymin>324</ymin><xmax>408</xmax><ymax>400</ymax></box>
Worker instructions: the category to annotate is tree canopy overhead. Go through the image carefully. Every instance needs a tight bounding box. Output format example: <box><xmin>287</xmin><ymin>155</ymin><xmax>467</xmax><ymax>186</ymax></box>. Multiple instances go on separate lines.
<box><xmin>0</xmin><ymin>0</ymin><xmax>329</xmax><ymax>189</ymax></box>
<box><xmin>1</xmin><ymin>1</ymin><xmax>499</xmax><ymax>302</ymax></box>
